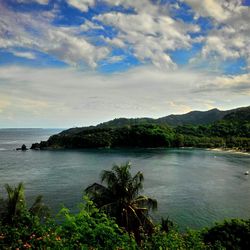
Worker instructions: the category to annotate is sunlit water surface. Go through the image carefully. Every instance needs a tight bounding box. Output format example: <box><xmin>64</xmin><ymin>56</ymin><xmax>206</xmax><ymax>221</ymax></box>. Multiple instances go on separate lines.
<box><xmin>0</xmin><ymin>128</ymin><xmax>249</xmax><ymax>230</ymax></box>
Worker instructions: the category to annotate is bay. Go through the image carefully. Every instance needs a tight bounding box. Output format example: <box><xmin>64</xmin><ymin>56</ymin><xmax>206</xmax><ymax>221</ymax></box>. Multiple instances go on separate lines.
<box><xmin>0</xmin><ymin>128</ymin><xmax>249</xmax><ymax>230</ymax></box>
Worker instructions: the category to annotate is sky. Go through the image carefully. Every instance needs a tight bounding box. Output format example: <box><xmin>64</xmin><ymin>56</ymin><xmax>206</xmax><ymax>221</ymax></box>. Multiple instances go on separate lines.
<box><xmin>0</xmin><ymin>0</ymin><xmax>249</xmax><ymax>128</ymax></box>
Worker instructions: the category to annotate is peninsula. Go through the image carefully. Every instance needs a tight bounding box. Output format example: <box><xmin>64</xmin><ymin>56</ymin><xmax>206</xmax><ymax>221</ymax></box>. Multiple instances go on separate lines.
<box><xmin>31</xmin><ymin>106</ymin><xmax>250</xmax><ymax>152</ymax></box>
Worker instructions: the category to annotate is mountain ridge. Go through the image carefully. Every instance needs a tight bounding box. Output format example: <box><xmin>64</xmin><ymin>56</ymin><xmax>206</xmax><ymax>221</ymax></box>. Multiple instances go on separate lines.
<box><xmin>58</xmin><ymin>106</ymin><xmax>249</xmax><ymax>136</ymax></box>
<box><xmin>93</xmin><ymin>106</ymin><xmax>248</xmax><ymax>129</ymax></box>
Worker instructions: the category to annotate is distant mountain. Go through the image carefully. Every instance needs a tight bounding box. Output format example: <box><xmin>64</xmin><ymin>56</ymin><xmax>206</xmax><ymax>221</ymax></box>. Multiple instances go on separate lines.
<box><xmin>97</xmin><ymin>118</ymin><xmax>155</xmax><ymax>128</ymax></box>
<box><xmin>223</xmin><ymin>106</ymin><xmax>250</xmax><ymax>122</ymax></box>
<box><xmin>156</xmin><ymin>108</ymin><xmax>230</xmax><ymax>126</ymax></box>
<box><xmin>59</xmin><ymin>106</ymin><xmax>250</xmax><ymax>136</ymax></box>
<box><xmin>96</xmin><ymin>106</ymin><xmax>248</xmax><ymax>128</ymax></box>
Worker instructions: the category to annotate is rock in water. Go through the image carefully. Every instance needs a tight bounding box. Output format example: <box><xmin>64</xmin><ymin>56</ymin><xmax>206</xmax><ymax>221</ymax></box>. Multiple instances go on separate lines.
<box><xmin>16</xmin><ymin>144</ymin><xmax>28</xmax><ymax>151</ymax></box>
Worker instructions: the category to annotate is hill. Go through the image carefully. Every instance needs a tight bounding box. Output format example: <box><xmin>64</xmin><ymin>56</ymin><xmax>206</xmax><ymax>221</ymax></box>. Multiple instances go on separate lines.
<box><xmin>156</xmin><ymin>108</ymin><xmax>231</xmax><ymax>126</ymax></box>
<box><xmin>92</xmin><ymin>107</ymin><xmax>237</xmax><ymax>129</ymax></box>
<box><xmin>31</xmin><ymin>106</ymin><xmax>250</xmax><ymax>151</ymax></box>
<box><xmin>55</xmin><ymin>108</ymin><xmax>229</xmax><ymax>136</ymax></box>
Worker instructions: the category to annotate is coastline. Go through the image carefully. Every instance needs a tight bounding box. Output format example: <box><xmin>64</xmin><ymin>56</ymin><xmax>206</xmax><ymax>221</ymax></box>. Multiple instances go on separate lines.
<box><xmin>206</xmin><ymin>147</ymin><xmax>250</xmax><ymax>155</ymax></box>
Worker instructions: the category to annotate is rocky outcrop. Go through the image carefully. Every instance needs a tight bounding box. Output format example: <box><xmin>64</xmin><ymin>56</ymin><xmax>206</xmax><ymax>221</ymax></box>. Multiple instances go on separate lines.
<box><xmin>16</xmin><ymin>144</ymin><xmax>28</xmax><ymax>151</ymax></box>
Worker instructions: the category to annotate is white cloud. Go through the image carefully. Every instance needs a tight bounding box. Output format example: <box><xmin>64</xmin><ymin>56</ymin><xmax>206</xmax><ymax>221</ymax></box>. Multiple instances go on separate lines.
<box><xmin>183</xmin><ymin>0</ymin><xmax>244</xmax><ymax>22</ymax></box>
<box><xmin>184</xmin><ymin>0</ymin><xmax>250</xmax><ymax>68</ymax></box>
<box><xmin>66</xmin><ymin>0</ymin><xmax>95</xmax><ymax>12</ymax></box>
<box><xmin>198</xmin><ymin>73</ymin><xmax>250</xmax><ymax>94</ymax></box>
<box><xmin>183</xmin><ymin>0</ymin><xmax>231</xmax><ymax>21</ymax></box>
<box><xmin>16</xmin><ymin>0</ymin><xmax>49</xmax><ymax>5</ymax></box>
<box><xmin>44</xmin><ymin>29</ymin><xmax>109</xmax><ymax>67</ymax></box>
<box><xmin>1</xmin><ymin>0</ymin><xmax>249</xmax><ymax>71</ymax></box>
<box><xmin>201</xmin><ymin>35</ymin><xmax>240</xmax><ymax>60</ymax></box>
<box><xmin>0</xmin><ymin>66</ymin><xmax>248</xmax><ymax>127</ymax></box>
<box><xmin>105</xmin><ymin>55</ymin><xmax>124</xmax><ymax>64</ymax></box>
<box><xmin>0</xmin><ymin>2</ymin><xmax>108</xmax><ymax>68</ymax></box>
<box><xmin>104</xmin><ymin>0</ymin><xmax>161</xmax><ymax>15</ymax></box>
<box><xmin>95</xmin><ymin>10</ymin><xmax>200</xmax><ymax>69</ymax></box>
<box><xmin>80</xmin><ymin>20</ymin><xmax>103</xmax><ymax>31</ymax></box>
<box><xmin>102</xmin><ymin>37</ymin><xmax>126</xmax><ymax>48</ymax></box>
<box><xmin>11</xmin><ymin>51</ymin><xmax>36</xmax><ymax>59</ymax></box>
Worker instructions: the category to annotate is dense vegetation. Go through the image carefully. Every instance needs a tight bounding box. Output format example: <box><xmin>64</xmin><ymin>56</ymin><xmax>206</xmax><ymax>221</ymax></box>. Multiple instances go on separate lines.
<box><xmin>85</xmin><ymin>163</ymin><xmax>157</xmax><ymax>241</ymax></box>
<box><xmin>96</xmin><ymin>107</ymin><xmax>233</xmax><ymax>127</ymax></box>
<box><xmin>1</xmin><ymin>164</ymin><xmax>250</xmax><ymax>249</ymax></box>
<box><xmin>32</xmin><ymin>106</ymin><xmax>250</xmax><ymax>151</ymax></box>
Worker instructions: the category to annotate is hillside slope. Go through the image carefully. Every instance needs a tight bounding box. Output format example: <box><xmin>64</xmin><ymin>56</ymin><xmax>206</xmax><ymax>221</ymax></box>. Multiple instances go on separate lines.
<box><xmin>31</xmin><ymin>106</ymin><xmax>250</xmax><ymax>151</ymax></box>
<box><xmin>94</xmin><ymin>107</ymin><xmax>242</xmax><ymax>129</ymax></box>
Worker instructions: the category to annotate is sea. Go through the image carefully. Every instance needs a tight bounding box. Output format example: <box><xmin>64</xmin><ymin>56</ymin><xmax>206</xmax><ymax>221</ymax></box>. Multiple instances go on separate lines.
<box><xmin>0</xmin><ymin>128</ymin><xmax>250</xmax><ymax>230</ymax></box>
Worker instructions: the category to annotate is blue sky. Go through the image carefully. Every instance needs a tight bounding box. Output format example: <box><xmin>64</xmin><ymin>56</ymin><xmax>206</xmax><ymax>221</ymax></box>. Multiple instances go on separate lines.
<box><xmin>0</xmin><ymin>0</ymin><xmax>249</xmax><ymax>128</ymax></box>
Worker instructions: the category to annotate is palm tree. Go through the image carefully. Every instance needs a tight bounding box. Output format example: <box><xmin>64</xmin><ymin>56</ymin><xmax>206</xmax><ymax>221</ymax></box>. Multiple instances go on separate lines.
<box><xmin>0</xmin><ymin>182</ymin><xmax>49</xmax><ymax>225</ymax></box>
<box><xmin>1</xmin><ymin>183</ymin><xmax>26</xmax><ymax>224</ymax></box>
<box><xmin>85</xmin><ymin>163</ymin><xmax>157</xmax><ymax>239</ymax></box>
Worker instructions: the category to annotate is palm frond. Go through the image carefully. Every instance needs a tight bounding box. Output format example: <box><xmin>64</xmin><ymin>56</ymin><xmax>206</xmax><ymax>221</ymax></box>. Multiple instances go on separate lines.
<box><xmin>85</xmin><ymin>182</ymin><xmax>109</xmax><ymax>197</ymax></box>
<box><xmin>85</xmin><ymin>182</ymin><xmax>114</xmax><ymax>208</ymax></box>
<box><xmin>3</xmin><ymin>182</ymin><xmax>26</xmax><ymax>224</ymax></box>
<box><xmin>101</xmin><ymin>170</ymin><xmax>117</xmax><ymax>188</ymax></box>
<box><xmin>136</xmin><ymin>210</ymin><xmax>155</xmax><ymax>233</ymax></box>
<box><xmin>29</xmin><ymin>195</ymin><xmax>50</xmax><ymax>218</ymax></box>
<box><xmin>134</xmin><ymin>195</ymin><xmax>158</xmax><ymax>211</ymax></box>
<box><xmin>113</xmin><ymin>163</ymin><xmax>132</xmax><ymax>187</ymax></box>
<box><xmin>133</xmin><ymin>171</ymin><xmax>144</xmax><ymax>184</ymax></box>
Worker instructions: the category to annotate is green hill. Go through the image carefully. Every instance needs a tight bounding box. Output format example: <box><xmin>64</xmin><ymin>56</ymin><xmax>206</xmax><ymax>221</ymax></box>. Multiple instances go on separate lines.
<box><xmin>31</xmin><ymin>106</ymin><xmax>250</xmax><ymax>151</ymax></box>
<box><xmin>156</xmin><ymin>108</ymin><xmax>230</xmax><ymax>126</ymax></box>
<box><xmin>84</xmin><ymin>106</ymin><xmax>241</xmax><ymax>129</ymax></box>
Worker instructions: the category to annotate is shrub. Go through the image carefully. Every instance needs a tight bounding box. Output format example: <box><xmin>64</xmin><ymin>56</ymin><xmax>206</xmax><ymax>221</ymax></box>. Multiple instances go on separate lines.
<box><xmin>202</xmin><ymin>219</ymin><xmax>250</xmax><ymax>250</ymax></box>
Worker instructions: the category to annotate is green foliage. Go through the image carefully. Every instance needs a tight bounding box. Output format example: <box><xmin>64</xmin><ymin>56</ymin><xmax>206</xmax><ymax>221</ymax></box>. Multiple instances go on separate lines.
<box><xmin>143</xmin><ymin>228</ymin><xmax>209</xmax><ymax>250</ymax></box>
<box><xmin>0</xmin><ymin>183</ymin><xmax>58</xmax><ymax>249</ymax></box>
<box><xmin>1</xmin><ymin>182</ymin><xmax>250</xmax><ymax>249</ymax></box>
<box><xmin>202</xmin><ymin>219</ymin><xmax>250</xmax><ymax>250</ymax></box>
<box><xmin>56</xmin><ymin>197</ymin><xmax>137</xmax><ymax>249</ymax></box>
<box><xmin>0</xmin><ymin>184</ymin><xmax>136</xmax><ymax>249</ymax></box>
<box><xmin>42</xmin><ymin>124</ymin><xmax>175</xmax><ymax>149</ymax></box>
<box><xmin>33</xmin><ymin>106</ymin><xmax>250</xmax><ymax>151</ymax></box>
<box><xmin>1</xmin><ymin>183</ymin><xmax>26</xmax><ymax>225</ymax></box>
<box><xmin>85</xmin><ymin>163</ymin><xmax>157</xmax><ymax>241</ymax></box>
<box><xmin>160</xmin><ymin>217</ymin><xmax>175</xmax><ymax>233</ymax></box>
<box><xmin>0</xmin><ymin>182</ymin><xmax>49</xmax><ymax>226</ymax></box>
<box><xmin>0</xmin><ymin>216</ymin><xmax>60</xmax><ymax>249</ymax></box>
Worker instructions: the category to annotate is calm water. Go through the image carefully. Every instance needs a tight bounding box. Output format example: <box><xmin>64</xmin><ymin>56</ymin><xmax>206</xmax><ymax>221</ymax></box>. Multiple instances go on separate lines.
<box><xmin>0</xmin><ymin>128</ymin><xmax>250</xmax><ymax>230</ymax></box>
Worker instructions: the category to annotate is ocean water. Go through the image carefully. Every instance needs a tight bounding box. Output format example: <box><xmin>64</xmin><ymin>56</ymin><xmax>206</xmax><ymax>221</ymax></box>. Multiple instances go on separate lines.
<box><xmin>0</xmin><ymin>128</ymin><xmax>250</xmax><ymax>230</ymax></box>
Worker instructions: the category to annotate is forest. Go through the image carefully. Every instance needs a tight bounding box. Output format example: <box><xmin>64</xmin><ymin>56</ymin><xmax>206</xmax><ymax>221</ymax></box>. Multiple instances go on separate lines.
<box><xmin>32</xmin><ymin>108</ymin><xmax>250</xmax><ymax>151</ymax></box>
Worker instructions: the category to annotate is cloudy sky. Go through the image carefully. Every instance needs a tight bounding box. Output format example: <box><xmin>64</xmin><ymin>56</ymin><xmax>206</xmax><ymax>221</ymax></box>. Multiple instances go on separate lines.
<box><xmin>0</xmin><ymin>0</ymin><xmax>249</xmax><ymax>128</ymax></box>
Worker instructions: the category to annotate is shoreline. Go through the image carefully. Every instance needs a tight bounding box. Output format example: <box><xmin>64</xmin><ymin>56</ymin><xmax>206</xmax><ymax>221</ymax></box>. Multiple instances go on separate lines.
<box><xmin>207</xmin><ymin>147</ymin><xmax>250</xmax><ymax>155</ymax></box>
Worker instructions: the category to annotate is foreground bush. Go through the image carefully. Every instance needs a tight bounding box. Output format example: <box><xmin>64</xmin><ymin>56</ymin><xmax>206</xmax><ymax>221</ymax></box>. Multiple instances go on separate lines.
<box><xmin>142</xmin><ymin>227</ymin><xmax>210</xmax><ymax>250</ymax></box>
<box><xmin>0</xmin><ymin>194</ymin><xmax>137</xmax><ymax>249</ymax></box>
<box><xmin>55</xmin><ymin>197</ymin><xmax>137</xmax><ymax>249</ymax></box>
<box><xmin>1</xmin><ymin>183</ymin><xmax>250</xmax><ymax>249</ymax></box>
<box><xmin>202</xmin><ymin>219</ymin><xmax>250</xmax><ymax>250</ymax></box>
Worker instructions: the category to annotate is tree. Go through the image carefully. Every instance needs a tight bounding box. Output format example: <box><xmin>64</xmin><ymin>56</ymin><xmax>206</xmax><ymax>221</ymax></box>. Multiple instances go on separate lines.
<box><xmin>56</xmin><ymin>197</ymin><xmax>137</xmax><ymax>249</ymax></box>
<box><xmin>0</xmin><ymin>183</ymin><xmax>26</xmax><ymax>225</ymax></box>
<box><xmin>202</xmin><ymin>219</ymin><xmax>250</xmax><ymax>249</ymax></box>
<box><xmin>0</xmin><ymin>182</ymin><xmax>49</xmax><ymax>225</ymax></box>
<box><xmin>85</xmin><ymin>163</ymin><xmax>157</xmax><ymax>240</ymax></box>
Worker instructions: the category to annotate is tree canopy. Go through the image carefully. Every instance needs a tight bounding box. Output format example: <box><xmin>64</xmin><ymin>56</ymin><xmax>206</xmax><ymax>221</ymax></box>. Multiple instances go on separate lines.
<box><xmin>85</xmin><ymin>163</ymin><xmax>157</xmax><ymax>240</ymax></box>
